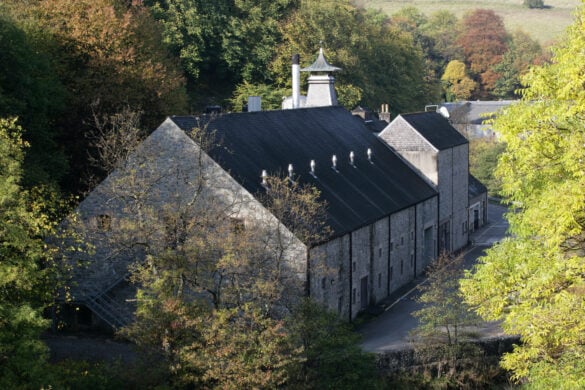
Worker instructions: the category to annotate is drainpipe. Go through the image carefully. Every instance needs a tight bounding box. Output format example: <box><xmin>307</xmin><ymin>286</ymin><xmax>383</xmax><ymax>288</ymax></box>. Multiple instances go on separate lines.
<box><xmin>348</xmin><ymin>233</ymin><xmax>353</xmax><ymax>322</ymax></box>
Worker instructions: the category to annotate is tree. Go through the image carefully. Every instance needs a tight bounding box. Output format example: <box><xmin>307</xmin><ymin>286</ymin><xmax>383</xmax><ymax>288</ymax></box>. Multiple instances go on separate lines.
<box><xmin>441</xmin><ymin>60</ymin><xmax>477</xmax><ymax>101</ymax></box>
<box><xmin>0</xmin><ymin>7</ymin><xmax>67</xmax><ymax>187</ymax></box>
<box><xmin>145</xmin><ymin>0</ymin><xmax>298</xmax><ymax>107</ymax></box>
<box><xmin>493</xmin><ymin>30</ymin><xmax>543</xmax><ymax>99</ymax></box>
<box><xmin>457</xmin><ymin>9</ymin><xmax>509</xmax><ymax>98</ymax></box>
<box><xmin>0</xmin><ymin>118</ymin><xmax>59</xmax><ymax>388</ymax></box>
<box><xmin>423</xmin><ymin>10</ymin><xmax>462</xmax><ymax>66</ymax></box>
<box><xmin>469</xmin><ymin>138</ymin><xmax>506</xmax><ymax>197</ymax></box>
<box><xmin>461</xmin><ymin>4</ymin><xmax>585</xmax><ymax>386</ymax></box>
<box><xmin>286</xmin><ymin>298</ymin><xmax>381</xmax><ymax>389</ymax></box>
<box><xmin>413</xmin><ymin>253</ymin><xmax>480</xmax><ymax>346</ymax></box>
<box><xmin>94</xmin><ymin>115</ymin><xmax>329</xmax><ymax>385</ymax></box>
<box><xmin>272</xmin><ymin>0</ymin><xmax>432</xmax><ymax>112</ymax></box>
<box><xmin>230</xmin><ymin>82</ymin><xmax>289</xmax><ymax>112</ymax></box>
<box><xmin>4</xmin><ymin>0</ymin><xmax>188</xmax><ymax>194</ymax></box>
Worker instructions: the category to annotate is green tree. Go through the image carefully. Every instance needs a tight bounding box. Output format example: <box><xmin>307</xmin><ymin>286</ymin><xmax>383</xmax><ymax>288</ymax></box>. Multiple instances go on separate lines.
<box><xmin>0</xmin><ymin>118</ymin><xmax>58</xmax><ymax>388</ymax></box>
<box><xmin>0</xmin><ymin>7</ymin><xmax>67</xmax><ymax>187</ymax></box>
<box><xmin>461</xmin><ymin>4</ymin><xmax>585</xmax><ymax>386</ymax></box>
<box><xmin>230</xmin><ymin>82</ymin><xmax>289</xmax><ymax>112</ymax></box>
<box><xmin>423</xmin><ymin>10</ymin><xmax>462</xmax><ymax>66</ymax></box>
<box><xmin>413</xmin><ymin>253</ymin><xmax>480</xmax><ymax>346</ymax></box>
<box><xmin>441</xmin><ymin>60</ymin><xmax>477</xmax><ymax>101</ymax></box>
<box><xmin>469</xmin><ymin>138</ymin><xmax>506</xmax><ymax>196</ymax></box>
<box><xmin>145</xmin><ymin>0</ymin><xmax>298</xmax><ymax>107</ymax></box>
<box><xmin>493</xmin><ymin>30</ymin><xmax>543</xmax><ymax>99</ymax></box>
<box><xmin>286</xmin><ymin>298</ymin><xmax>381</xmax><ymax>389</ymax></box>
<box><xmin>272</xmin><ymin>0</ymin><xmax>432</xmax><ymax>112</ymax></box>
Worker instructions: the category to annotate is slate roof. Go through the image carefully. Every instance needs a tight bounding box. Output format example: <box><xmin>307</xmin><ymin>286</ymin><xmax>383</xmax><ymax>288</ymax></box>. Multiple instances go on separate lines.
<box><xmin>301</xmin><ymin>48</ymin><xmax>341</xmax><ymax>73</ymax></box>
<box><xmin>441</xmin><ymin>101</ymin><xmax>516</xmax><ymax>125</ymax></box>
<box><xmin>401</xmin><ymin>112</ymin><xmax>468</xmax><ymax>150</ymax></box>
<box><xmin>469</xmin><ymin>174</ymin><xmax>488</xmax><ymax>199</ymax></box>
<box><xmin>171</xmin><ymin>106</ymin><xmax>437</xmax><ymax>238</ymax></box>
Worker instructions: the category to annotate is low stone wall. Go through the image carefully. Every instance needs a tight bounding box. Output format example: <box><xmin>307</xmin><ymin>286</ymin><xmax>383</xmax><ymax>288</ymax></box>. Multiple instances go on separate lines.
<box><xmin>376</xmin><ymin>336</ymin><xmax>520</xmax><ymax>374</ymax></box>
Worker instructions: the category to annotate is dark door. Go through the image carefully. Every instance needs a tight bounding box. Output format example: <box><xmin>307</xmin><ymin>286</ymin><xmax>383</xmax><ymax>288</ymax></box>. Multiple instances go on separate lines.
<box><xmin>438</xmin><ymin>221</ymin><xmax>451</xmax><ymax>254</ymax></box>
<box><xmin>424</xmin><ymin>227</ymin><xmax>434</xmax><ymax>263</ymax></box>
<box><xmin>360</xmin><ymin>276</ymin><xmax>368</xmax><ymax>309</ymax></box>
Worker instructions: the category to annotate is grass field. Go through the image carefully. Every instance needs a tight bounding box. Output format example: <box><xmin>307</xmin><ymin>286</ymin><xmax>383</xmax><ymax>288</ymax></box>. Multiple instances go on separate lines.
<box><xmin>359</xmin><ymin>0</ymin><xmax>581</xmax><ymax>44</ymax></box>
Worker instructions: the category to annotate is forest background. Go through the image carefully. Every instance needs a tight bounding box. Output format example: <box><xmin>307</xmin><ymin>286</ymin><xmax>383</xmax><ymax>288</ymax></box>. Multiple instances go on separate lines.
<box><xmin>0</xmin><ymin>0</ymin><xmax>567</xmax><ymax>195</ymax></box>
<box><xmin>1</xmin><ymin>0</ymin><xmax>583</xmax><ymax>388</ymax></box>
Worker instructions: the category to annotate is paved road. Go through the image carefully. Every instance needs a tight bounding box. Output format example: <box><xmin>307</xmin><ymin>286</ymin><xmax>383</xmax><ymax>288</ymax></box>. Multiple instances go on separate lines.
<box><xmin>359</xmin><ymin>202</ymin><xmax>509</xmax><ymax>353</ymax></box>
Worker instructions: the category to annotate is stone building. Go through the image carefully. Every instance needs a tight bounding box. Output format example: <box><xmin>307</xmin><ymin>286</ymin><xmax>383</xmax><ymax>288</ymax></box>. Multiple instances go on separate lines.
<box><xmin>379</xmin><ymin>112</ymin><xmax>470</xmax><ymax>253</ymax></box>
<box><xmin>65</xmin><ymin>49</ymin><xmax>483</xmax><ymax>328</ymax></box>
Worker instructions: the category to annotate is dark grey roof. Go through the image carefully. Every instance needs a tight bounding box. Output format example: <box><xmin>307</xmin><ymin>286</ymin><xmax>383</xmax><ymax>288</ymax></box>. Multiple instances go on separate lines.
<box><xmin>401</xmin><ymin>112</ymin><xmax>468</xmax><ymax>150</ymax></box>
<box><xmin>441</xmin><ymin>101</ymin><xmax>516</xmax><ymax>125</ymax></box>
<box><xmin>171</xmin><ymin>106</ymin><xmax>437</xmax><ymax>239</ymax></box>
<box><xmin>469</xmin><ymin>174</ymin><xmax>488</xmax><ymax>199</ymax></box>
<box><xmin>364</xmin><ymin>119</ymin><xmax>388</xmax><ymax>133</ymax></box>
<box><xmin>301</xmin><ymin>48</ymin><xmax>341</xmax><ymax>73</ymax></box>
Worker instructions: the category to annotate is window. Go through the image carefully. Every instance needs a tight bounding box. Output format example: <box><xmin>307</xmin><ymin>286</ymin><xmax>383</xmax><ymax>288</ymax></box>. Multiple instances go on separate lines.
<box><xmin>390</xmin><ymin>242</ymin><xmax>394</xmax><ymax>251</ymax></box>
<box><xmin>96</xmin><ymin>214</ymin><xmax>111</xmax><ymax>231</ymax></box>
<box><xmin>230</xmin><ymin>217</ymin><xmax>245</xmax><ymax>234</ymax></box>
<box><xmin>352</xmin><ymin>262</ymin><xmax>356</xmax><ymax>272</ymax></box>
<box><xmin>400</xmin><ymin>259</ymin><xmax>404</xmax><ymax>275</ymax></box>
<box><xmin>378</xmin><ymin>273</ymin><xmax>382</xmax><ymax>288</ymax></box>
<box><xmin>352</xmin><ymin>288</ymin><xmax>356</xmax><ymax>304</ymax></box>
<box><xmin>378</xmin><ymin>247</ymin><xmax>382</xmax><ymax>258</ymax></box>
<box><xmin>410</xmin><ymin>231</ymin><xmax>414</xmax><ymax>240</ymax></box>
<box><xmin>411</xmin><ymin>254</ymin><xmax>414</xmax><ymax>266</ymax></box>
<box><xmin>321</xmin><ymin>277</ymin><xmax>326</xmax><ymax>289</ymax></box>
<box><xmin>462</xmin><ymin>221</ymin><xmax>467</xmax><ymax>234</ymax></box>
<box><xmin>401</xmin><ymin>236</ymin><xmax>404</xmax><ymax>245</ymax></box>
<box><xmin>390</xmin><ymin>266</ymin><xmax>393</xmax><ymax>280</ymax></box>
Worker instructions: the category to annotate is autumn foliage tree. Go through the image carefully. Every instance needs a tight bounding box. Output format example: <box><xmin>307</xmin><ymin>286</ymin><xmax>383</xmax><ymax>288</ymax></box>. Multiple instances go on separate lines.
<box><xmin>3</xmin><ymin>0</ymin><xmax>188</xmax><ymax>193</ymax></box>
<box><xmin>461</xmin><ymin>3</ymin><xmax>585</xmax><ymax>386</ymax></box>
<box><xmin>457</xmin><ymin>9</ymin><xmax>509</xmax><ymax>98</ymax></box>
<box><xmin>441</xmin><ymin>60</ymin><xmax>477</xmax><ymax>101</ymax></box>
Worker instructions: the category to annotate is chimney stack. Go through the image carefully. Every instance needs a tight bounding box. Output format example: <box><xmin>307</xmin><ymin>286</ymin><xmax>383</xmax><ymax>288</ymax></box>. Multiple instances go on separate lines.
<box><xmin>379</xmin><ymin>103</ymin><xmax>391</xmax><ymax>123</ymax></box>
<box><xmin>292</xmin><ymin>54</ymin><xmax>301</xmax><ymax>109</ymax></box>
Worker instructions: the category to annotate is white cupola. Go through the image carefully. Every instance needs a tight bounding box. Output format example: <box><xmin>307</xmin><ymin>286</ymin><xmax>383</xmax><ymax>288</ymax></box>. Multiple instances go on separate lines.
<box><xmin>282</xmin><ymin>48</ymin><xmax>341</xmax><ymax>109</ymax></box>
<box><xmin>301</xmin><ymin>47</ymin><xmax>341</xmax><ymax>108</ymax></box>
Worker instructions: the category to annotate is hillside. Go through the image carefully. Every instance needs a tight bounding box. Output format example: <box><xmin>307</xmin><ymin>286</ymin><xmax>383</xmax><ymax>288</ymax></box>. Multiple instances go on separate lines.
<box><xmin>359</xmin><ymin>0</ymin><xmax>580</xmax><ymax>44</ymax></box>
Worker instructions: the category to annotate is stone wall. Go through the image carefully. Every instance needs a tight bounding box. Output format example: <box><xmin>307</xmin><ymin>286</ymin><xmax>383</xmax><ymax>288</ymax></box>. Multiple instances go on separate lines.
<box><xmin>375</xmin><ymin>336</ymin><xmax>520</xmax><ymax>375</ymax></box>
<box><xmin>309</xmin><ymin>196</ymin><xmax>439</xmax><ymax>321</ymax></box>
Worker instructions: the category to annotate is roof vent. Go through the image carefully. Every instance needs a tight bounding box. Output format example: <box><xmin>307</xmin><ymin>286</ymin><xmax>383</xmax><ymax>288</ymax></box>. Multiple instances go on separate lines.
<box><xmin>331</xmin><ymin>154</ymin><xmax>338</xmax><ymax>171</ymax></box>
<box><xmin>310</xmin><ymin>159</ymin><xmax>317</xmax><ymax>178</ymax></box>
<box><xmin>367</xmin><ymin>148</ymin><xmax>373</xmax><ymax>163</ymax></box>
<box><xmin>349</xmin><ymin>151</ymin><xmax>355</xmax><ymax>167</ymax></box>
<box><xmin>248</xmin><ymin>96</ymin><xmax>262</xmax><ymax>112</ymax></box>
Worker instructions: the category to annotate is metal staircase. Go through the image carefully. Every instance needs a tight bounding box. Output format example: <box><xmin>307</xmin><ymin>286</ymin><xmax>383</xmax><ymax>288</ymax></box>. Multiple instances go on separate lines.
<box><xmin>78</xmin><ymin>274</ymin><xmax>134</xmax><ymax>329</ymax></box>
